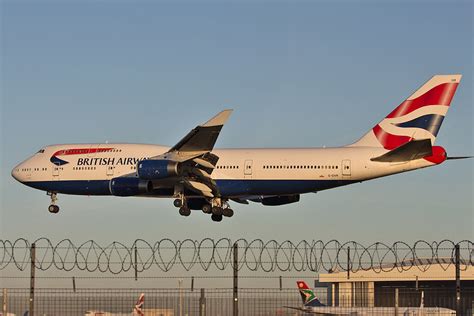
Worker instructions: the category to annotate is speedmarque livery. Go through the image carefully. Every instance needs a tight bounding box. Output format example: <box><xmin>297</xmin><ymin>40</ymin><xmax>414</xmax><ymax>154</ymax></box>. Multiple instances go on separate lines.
<box><xmin>12</xmin><ymin>75</ymin><xmax>471</xmax><ymax>222</ymax></box>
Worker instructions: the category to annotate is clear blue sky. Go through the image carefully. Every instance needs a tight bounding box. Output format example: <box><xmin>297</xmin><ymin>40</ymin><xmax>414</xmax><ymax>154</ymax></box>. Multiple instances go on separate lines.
<box><xmin>1</xmin><ymin>1</ymin><xmax>472</xmax><ymax>248</ymax></box>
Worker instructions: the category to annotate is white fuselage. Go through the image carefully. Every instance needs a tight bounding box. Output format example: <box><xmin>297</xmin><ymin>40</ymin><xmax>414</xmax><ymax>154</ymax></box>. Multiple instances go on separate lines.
<box><xmin>11</xmin><ymin>143</ymin><xmax>437</xmax><ymax>198</ymax></box>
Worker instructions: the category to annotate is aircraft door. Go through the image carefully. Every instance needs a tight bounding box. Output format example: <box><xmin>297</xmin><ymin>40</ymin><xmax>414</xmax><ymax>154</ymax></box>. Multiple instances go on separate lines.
<box><xmin>342</xmin><ymin>160</ymin><xmax>351</xmax><ymax>176</ymax></box>
<box><xmin>106</xmin><ymin>165</ymin><xmax>115</xmax><ymax>177</ymax></box>
<box><xmin>244</xmin><ymin>160</ymin><xmax>253</xmax><ymax>179</ymax></box>
<box><xmin>52</xmin><ymin>164</ymin><xmax>60</xmax><ymax>178</ymax></box>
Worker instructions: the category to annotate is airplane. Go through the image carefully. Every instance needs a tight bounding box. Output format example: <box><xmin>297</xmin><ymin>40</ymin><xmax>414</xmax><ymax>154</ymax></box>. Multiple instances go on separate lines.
<box><xmin>285</xmin><ymin>281</ymin><xmax>456</xmax><ymax>315</ymax></box>
<box><xmin>84</xmin><ymin>293</ymin><xmax>144</xmax><ymax>316</ymax></box>
<box><xmin>11</xmin><ymin>75</ymin><xmax>471</xmax><ymax>222</ymax></box>
<box><xmin>283</xmin><ymin>280</ymin><xmax>339</xmax><ymax>315</ymax></box>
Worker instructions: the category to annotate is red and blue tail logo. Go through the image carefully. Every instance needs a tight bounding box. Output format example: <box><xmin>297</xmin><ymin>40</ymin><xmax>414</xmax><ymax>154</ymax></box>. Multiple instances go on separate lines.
<box><xmin>50</xmin><ymin>147</ymin><xmax>114</xmax><ymax>165</ymax></box>
<box><xmin>351</xmin><ymin>75</ymin><xmax>461</xmax><ymax>151</ymax></box>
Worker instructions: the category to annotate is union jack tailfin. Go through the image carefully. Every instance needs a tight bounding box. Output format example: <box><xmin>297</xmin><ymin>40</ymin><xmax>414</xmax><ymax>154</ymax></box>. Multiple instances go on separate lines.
<box><xmin>351</xmin><ymin>75</ymin><xmax>461</xmax><ymax>150</ymax></box>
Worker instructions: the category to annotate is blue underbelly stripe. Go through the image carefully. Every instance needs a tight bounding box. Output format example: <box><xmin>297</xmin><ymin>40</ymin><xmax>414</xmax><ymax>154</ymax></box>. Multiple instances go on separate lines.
<box><xmin>23</xmin><ymin>179</ymin><xmax>357</xmax><ymax>197</ymax></box>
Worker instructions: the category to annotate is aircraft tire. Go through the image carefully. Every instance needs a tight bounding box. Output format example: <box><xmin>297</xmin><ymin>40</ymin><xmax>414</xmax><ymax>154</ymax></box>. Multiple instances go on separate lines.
<box><xmin>48</xmin><ymin>205</ymin><xmax>59</xmax><ymax>214</ymax></box>
<box><xmin>202</xmin><ymin>204</ymin><xmax>212</xmax><ymax>214</ymax></box>
<box><xmin>211</xmin><ymin>206</ymin><xmax>223</xmax><ymax>216</ymax></box>
<box><xmin>173</xmin><ymin>199</ymin><xmax>183</xmax><ymax>208</ymax></box>
<box><xmin>179</xmin><ymin>206</ymin><xmax>191</xmax><ymax>216</ymax></box>
<box><xmin>211</xmin><ymin>214</ymin><xmax>223</xmax><ymax>222</ymax></box>
<box><xmin>223</xmin><ymin>208</ymin><xmax>234</xmax><ymax>217</ymax></box>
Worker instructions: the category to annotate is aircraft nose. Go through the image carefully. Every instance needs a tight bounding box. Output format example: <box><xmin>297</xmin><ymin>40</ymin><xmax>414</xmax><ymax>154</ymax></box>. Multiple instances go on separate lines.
<box><xmin>11</xmin><ymin>165</ymin><xmax>21</xmax><ymax>182</ymax></box>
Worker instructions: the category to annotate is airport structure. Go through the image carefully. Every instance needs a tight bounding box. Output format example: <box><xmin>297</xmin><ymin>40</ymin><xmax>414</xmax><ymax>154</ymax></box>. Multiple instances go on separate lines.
<box><xmin>316</xmin><ymin>258</ymin><xmax>474</xmax><ymax>313</ymax></box>
<box><xmin>1</xmin><ymin>239</ymin><xmax>473</xmax><ymax>315</ymax></box>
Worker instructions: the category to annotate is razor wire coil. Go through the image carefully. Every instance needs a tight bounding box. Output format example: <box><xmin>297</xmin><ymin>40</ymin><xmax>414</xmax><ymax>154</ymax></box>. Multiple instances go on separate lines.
<box><xmin>0</xmin><ymin>238</ymin><xmax>472</xmax><ymax>274</ymax></box>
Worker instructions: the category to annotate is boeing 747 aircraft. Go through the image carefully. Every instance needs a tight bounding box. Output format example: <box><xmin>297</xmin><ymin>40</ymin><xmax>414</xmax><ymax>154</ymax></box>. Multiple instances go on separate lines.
<box><xmin>11</xmin><ymin>75</ymin><xmax>470</xmax><ymax>222</ymax></box>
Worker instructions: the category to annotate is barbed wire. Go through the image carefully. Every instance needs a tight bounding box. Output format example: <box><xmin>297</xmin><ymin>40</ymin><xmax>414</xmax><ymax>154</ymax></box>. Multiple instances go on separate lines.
<box><xmin>0</xmin><ymin>238</ymin><xmax>472</xmax><ymax>274</ymax></box>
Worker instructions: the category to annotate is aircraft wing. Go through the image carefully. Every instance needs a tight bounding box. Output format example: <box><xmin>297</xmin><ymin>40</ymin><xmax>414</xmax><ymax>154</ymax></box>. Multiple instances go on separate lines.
<box><xmin>156</xmin><ymin>109</ymin><xmax>233</xmax><ymax>162</ymax></box>
<box><xmin>151</xmin><ymin>110</ymin><xmax>233</xmax><ymax>197</ymax></box>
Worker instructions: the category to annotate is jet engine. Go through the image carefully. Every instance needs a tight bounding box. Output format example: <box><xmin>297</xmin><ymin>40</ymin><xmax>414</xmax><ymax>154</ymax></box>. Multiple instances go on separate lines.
<box><xmin>109</xmin><ymin>177</ymin><xmax>152</xmax><ymax>196</ymax></box>
<box><xmin>137</xmin><ymin>159</ymin><xmax>180</xmax><ymax>180</ymax></box>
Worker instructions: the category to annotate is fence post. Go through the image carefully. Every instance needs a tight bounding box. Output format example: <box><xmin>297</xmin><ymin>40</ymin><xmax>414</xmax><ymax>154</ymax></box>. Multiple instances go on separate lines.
<box><xmin>178</xmin><ymin>279</ymin><xmax>183</xmax><ymax>316</ymax></box>
<box><xmin>347</xmin><ymin>247</ymin><xmax>350</xmax><ymax>280</ymax></box>
<box><xmin>199</xmin><ymin>288</ymin><xmax>206</xmax><ymax>316</ymax></box>
<box><xmin>455</xmin><ymin>244</ymin><xmax>461</xmax><ymax>315</ymax></box>
<box><xmin>72</xmin><ymin>276</ymin><xmax>76</xmax><ymax>293</ymax></box>
<box><xmin>233</xmin><ymin>243</ymin><xmax>238</xmax><ymax>316</ymax></box>
<box><xmin>30</xmin><ymin>242</ymin><xmax>36</xmax><ymax>316</ymax></box>
<box><xmin>134</xmin><ymin>245</ymin><xmax>138</xmax><ymax>281</ymax></box>
<box><xmin>394</xmin><ymin>288</ymin><xmax>398</xmax><ymax>316</ymax></box>
<box><xmin>2</xmin><ymin>288</ymin><xmax>7</xmax><ymax>316</ymax></box>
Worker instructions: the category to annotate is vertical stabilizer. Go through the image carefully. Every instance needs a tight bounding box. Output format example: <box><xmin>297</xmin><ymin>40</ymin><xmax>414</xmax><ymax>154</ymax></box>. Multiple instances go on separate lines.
<box><xmin>133</xmin><ymin>293</ymin><xmax>145</xmax><ymax>316</ymax></box>
<box><xmin>296</xmin><ymin>281</ymin><xmax>325</xmax><ymax>307</ymax></box>
<box><xmin>350</xmin><ymin>75</ymin><xmax>461</xmax><ymax>149</ymax></box>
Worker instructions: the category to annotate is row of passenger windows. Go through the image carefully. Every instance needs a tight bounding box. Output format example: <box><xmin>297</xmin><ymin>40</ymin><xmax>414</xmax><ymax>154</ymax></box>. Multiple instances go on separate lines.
<box><xmin>216</xmin><ymin>164</ymin><xmax>340</xmax><ymax>170</ymax></box>
<box><xmin>73</xmin><ymin>166</ymin><xmax>97</xmax><ymax>171</ymax></box>
<box><xmin>20</xmin><ymin>164</ymin><xmax>343</xmax><ymax>172</ymax></box>
<box><xmin>263</xmin><ymin>165</ymin><xmax>338</xmax><ymax>170</ymax></box>
<box><xmin>19</xmin><ymin>168</ymin><xmax>48</xmax><ymax>172</ymax></box>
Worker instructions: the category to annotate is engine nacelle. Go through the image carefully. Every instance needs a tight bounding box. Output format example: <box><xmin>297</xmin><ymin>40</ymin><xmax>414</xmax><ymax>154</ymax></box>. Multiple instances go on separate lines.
<box><xmin>261</xmin><ymin>194</ymin><xmax>300</xmax><ymax>206</ymax></box>
<box><xmin>137</xmin><ymin>159</ymin><xmax>180</xmax><ymax>180</ymax></box>
<box><xmin>109</xmin><ymin>177</ymin><xmax>152</xmax><ymax>197</ymax></box>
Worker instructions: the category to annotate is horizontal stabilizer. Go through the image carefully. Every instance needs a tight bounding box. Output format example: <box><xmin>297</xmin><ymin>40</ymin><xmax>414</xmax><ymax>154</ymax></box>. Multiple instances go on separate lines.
<box><xmin>447</xmin><ymin>156</ymin><xmax>473</xmax><ymax>160</ymax></box>
<box><xmin>371</xmin><ymin>139</ymin><xmax>432</xmax><ymax>163</ymax></box>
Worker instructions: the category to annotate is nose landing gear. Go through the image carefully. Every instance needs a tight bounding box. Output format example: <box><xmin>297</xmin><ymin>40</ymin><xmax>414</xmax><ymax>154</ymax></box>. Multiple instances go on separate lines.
<box><xmin>47</xmin><ymin>192</ymin><xmax>60</xmax><ymax>214</ymax></box>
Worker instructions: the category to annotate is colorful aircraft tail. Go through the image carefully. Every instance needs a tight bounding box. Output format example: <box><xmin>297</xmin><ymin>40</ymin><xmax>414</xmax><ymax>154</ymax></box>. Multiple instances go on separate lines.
<box><xmin>133</xmin><ymin>293</ymin><xmax>145</xmax><ymax>316</ymax></box>
<box><xmin>350</xmin><ymin>75</ymin><xmax>461</xmax><ymax>150</ymax></box>
<box><xmin>297</xmin><ymin>281</ymin><xmax>325</xmax><ymax>307</ymax></box>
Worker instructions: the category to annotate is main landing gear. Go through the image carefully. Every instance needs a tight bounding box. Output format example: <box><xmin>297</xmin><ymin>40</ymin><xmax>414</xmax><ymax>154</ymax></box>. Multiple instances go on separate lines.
<box><xmin>172</xmin><ymin>195</ymin><xmax>233</xmax><ymax>221</ymax></box>
<box><xmin>174</xmin><ymin>196</ymin><xmax>191</xmax><ymax>217</ymax></box>
<box><xmin>205</xmin><ymin>198</ymin><xmax>233</xmax><ymax>222</ymax></box>
<box><xmin>47</xmin><ymin>192</ymin><xmax>60</xmax><ymax>214</ymax></box>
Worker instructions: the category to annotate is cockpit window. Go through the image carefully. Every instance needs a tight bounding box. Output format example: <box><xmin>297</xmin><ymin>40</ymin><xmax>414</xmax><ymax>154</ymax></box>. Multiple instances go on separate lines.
<box><xmin>37</xmin><ymin>149</ymin><xmax>45</xmax><ymax>154</ymax></box>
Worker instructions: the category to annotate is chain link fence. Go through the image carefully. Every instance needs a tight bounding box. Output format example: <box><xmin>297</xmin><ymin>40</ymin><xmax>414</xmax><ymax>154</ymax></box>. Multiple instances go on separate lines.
<box><xmin>1</xmin><ymin>287</ymin><xmax>473</xmax><ymax>316</ymax></box>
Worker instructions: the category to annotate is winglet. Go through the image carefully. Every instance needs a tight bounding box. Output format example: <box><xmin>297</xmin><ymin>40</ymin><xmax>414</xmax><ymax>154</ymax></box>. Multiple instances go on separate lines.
<box><xmin>202</xmin><ymin>109</ymin><xmax>233</xmax><ymax>127</ymax></box>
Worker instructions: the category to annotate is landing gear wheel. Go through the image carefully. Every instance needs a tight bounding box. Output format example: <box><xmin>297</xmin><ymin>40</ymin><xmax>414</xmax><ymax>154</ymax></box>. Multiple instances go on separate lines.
<box><xmin>202</xmin><ymin>204</ymin><xmax>212</xmax><ymax>214</ymax></box>
<box><xmin>211</xmin><ymin>214</ymin><xmax>223</xmax><ymax>222</ymax></box>
<box><xmin>211</xmin><ymin>206</ymin><xmax>223</xmax><ymax>216</ymax></box>
<box><xmin>48</xmin><ymin>205</ymin><xmax>59</xmax><ymax>214</ymax></box>
<box><xmin>179</xmin><ymin>206</ymin><xmax>191</xmax><ymax>217</ymax></box>
<box><xmin>47</xmin><ymin>192</ymin><xmax>59</xmax><ymax>214</ymax></box>
<box><xmin>223</xmin><ymin>208</ymin><xmax>234</xmax><ymax>217</ymax></box>
<box><xmin>173</xmin><ymin>199</ymin><xmax>183</xmax><ymax>208</ymax></box>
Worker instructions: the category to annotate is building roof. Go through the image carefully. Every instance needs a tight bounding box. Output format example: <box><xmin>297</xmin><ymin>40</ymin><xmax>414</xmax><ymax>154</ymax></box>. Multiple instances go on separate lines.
<box><xmin>319</xmin><ymin>259</ymin><xmax>474</xmax><ymax>283</ymax></box>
